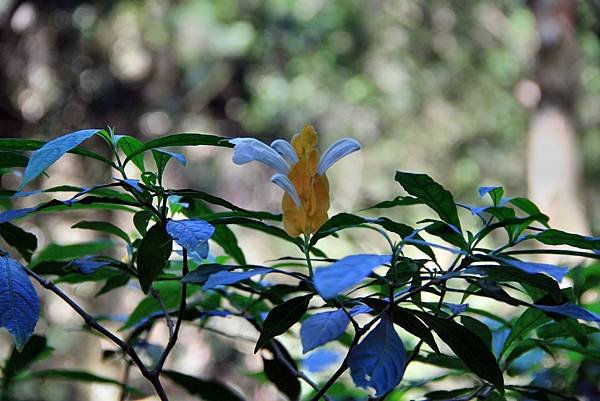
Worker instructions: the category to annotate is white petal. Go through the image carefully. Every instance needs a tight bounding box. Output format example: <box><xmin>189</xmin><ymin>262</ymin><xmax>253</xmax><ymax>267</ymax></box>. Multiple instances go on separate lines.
<box><xmin>271</xmin><ymin>173</ymin><xmax>301</xmax><ymax>208</ymax></box>
<box><xmin>316</xmin><ymin>138</ymin><xmax>361</xmax><ymax>175</ymax></box>
<box><xmin>229</xmin><ymin>138</ymin><xmax>289</xmax><ymax>174</ymax></box>
<box><xmin>270</xmin><ymin>139</ymin><xmax>298</xmax><ymax>165</ymax></box>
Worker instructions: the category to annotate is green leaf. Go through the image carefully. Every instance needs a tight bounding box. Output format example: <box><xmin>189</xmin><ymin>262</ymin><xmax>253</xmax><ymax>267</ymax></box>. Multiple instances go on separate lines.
<box><xmin>0</xmin><ymin>151</ymin><xmax>28</xmax><ymax>169</ymax></box>
<box><xmin>0</xmin><ymin>223</ymin><xmax>37</xmax><ymax>262</ymax></box>
<box><xmin>133</xmin><ymin>210</ymin><xmax>153</xmax><ymax>236</ymax></box>
<box><xmin>395</xmin><ymin>171</ymin><xmax>462</xmax><ymax>231</ymax></box>
<box><xmin>0</xmin><ymin>254</ymin><xmax>40</xmax><ymax>351</ymax></box>
<box><xmin>122</xmin><ymin>281</ymin><xmax>183</xmax><ymax>330</ymax></box>
<box><xmin>360</xmin><ymin>195</ymin><xmax>422</xmax><ymax>210</ymax></box>
<box><xmin>502</xmin><ymin>308</ymin><xmax>549</xmax><ymax>355</ymax></box>
<box><xmin>479</xmin><ymin>186</ymin><xmax>504</xmax><ymax>206</ymax></box>
<box><xmin>163</xmin><ymin>370</ymin><xmax>244</xmax><ymax>401</ymax></box>
<box><xmin>136</xmin><ymin>222</ymin><xmax>173</xmax><ymax>293</ymax></box>
<box><xmin>533</xmin><ymin>229</ymin><xmax>600</xmax><ymax>251</ymax></box>
<box><xmin>460</xmin><ymin>316</ymin><xmax>493</xmax><ymax>350</ymax></box>
<box><xmin>507</xmin><ymin>197</ymin><xmax>549</xmax><ymax>226</ymax></box>
<box><xmin>263</xmin><ymin>340</ymin><xmax>301</xmax><ymax>401</ymax></box>
<box><xmin>116</xmin><ymin>135</ymin><xmax>145</xmax><ymax>172</ymax></box>
<box><xmin>23</xmin><ymin>369</ymin><xmax>144</xmax><ymax>396</ymax></box>
<box><xmin>255</xmin><ymin>294</ymin><xmax>312</xmax><ymax>352</ymax></box>
<box><xmin>123</xmin><ymin>133</ymin><xmax>233</xmax><ymax>166</ymax></box>
<box><xmin>18</xmin><ymin>129</ymin><xmax>100</xmax><ymax>190</ymax></box>
<box><xmin>33</xmin><ymin>241</ymin><xmax>114</xmax><ymax>264</ymax></box>
<box><xmin>209</xmin><ymin>216</ymin><xmax>303</xmax><ymax>249</ymax></box>
<box><xmin>411</xmin><ymin>310</ymin><xmax>504</xmax><ymax>391</ymax></box>
<box><xmin>72</xmin><ymin>221</ymin><xmax>130</xmax><ymax>244</ymax></box>
<box><xmin>2</xmin><ymin>335</ymin><xmax>52</xmax><ymax>389</ymax></box>
<box><xmin>394</xmin><ymin>308</ymin><xmax>439</xmax><ymax>353</ymax></box>
<box><xmin>182</xmin><ymin>264</ymin><xmax>232</xmax><ymax>284</ymax></box>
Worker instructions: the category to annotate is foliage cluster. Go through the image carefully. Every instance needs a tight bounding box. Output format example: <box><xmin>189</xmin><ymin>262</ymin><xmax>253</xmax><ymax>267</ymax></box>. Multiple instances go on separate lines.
<box><xmin>0</xmin><ymin>129</ymin><xmax>599</xmax><ymax>401</ymax></box>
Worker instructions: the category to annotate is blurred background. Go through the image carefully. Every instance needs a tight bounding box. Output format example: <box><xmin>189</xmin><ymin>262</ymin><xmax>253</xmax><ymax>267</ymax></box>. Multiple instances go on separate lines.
<box><xmin>1</xmin><ymin>0</ymin><xmax>599</xmax><ymax>400</ymax></box>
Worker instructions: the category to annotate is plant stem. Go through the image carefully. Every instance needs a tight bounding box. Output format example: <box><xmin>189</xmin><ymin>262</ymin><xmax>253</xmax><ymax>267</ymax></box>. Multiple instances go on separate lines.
<box><xmin>153</xmin><ymin>249</ymin><xmax>189</xmax><ymax>373</ymax></box>
<box><xmin>23</xmin><ymin>266</ymin><xmax>170</xmax><ymax>401</ymax></box>
<box><xmin>304</xmin><ymin>233</ymin><xmax>314</xmax><ymax>278</ymax></box>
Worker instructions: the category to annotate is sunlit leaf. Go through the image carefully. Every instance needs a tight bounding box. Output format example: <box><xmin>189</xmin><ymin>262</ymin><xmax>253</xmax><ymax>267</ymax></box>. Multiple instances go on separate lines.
<box><xmin>166</xmin><ymin>218</ymin><xmax>215</xmax><ymax>258</ymax></box>
<box><xmin>203</xmin><ymin>267</ymin><xmax>271</xmax><ymax>290</ymax></box>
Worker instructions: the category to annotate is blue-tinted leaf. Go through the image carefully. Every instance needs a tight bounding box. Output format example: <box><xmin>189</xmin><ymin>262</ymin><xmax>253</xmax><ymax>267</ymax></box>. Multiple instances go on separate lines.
<box><xmin>166</xmin><ymin>219</ymin><xmax>215</xmax><ymax>258</ymax></box>
<box><xmin>314</xmin><ymin>254</ymin><xmax>391</xmax><ymax>299</ymax></box>
<box><xmin>71</xmin><ymin>257</ymin><xmax>110</xmax><ymax>275</ymax></box>
<box><xmin>534</xmin><ymin>303</ymin><xmax>600</xmax><ymax>324</ymax></box>
<box><xmin>496</xmin><ymin>257</ymin><xmax>567</xmax><ymax>282</ymax></box>
<box><xmin>303</xmin><ymin>349</ymin><xmax>341</xmax><ymax>373</ymax></box>
<box><xmin>203</xmin><ymin>268</ymin><xmax>271</xmax><ymax>290</ymax></box>
<box><xmin>300</xmin><ymin>309</ymin><xmax>350</xmax><ymax>353</ymax></box>
<box><xmin>114</xmin><ymin>178</ymin><xmax>143</xmax><ymax>193</ymax></box>
<box><xmin>348</xmin><ymin>316</ymin><xmax>407</xmax><ymax>396</ymax></box>
<box><xmin>395</xmin><ymin>171</ymin><xmax>462</xmax><ymax>231</ymax></box>
<box><xmin>349</xmin><ymin>304</ymin><xmax>373</xmax><ymax>316</ymax></box>
<box><xmin>0</xmin><ymin>208</ymin><xmax>37</xmax><ymax>224</ymax></box>
<box><xmin>156</xmin><ymin>149</ymin><xmax>187</xmax><ymax>165</ymax></box>
<box><xmin>0</xmin><ymin>254</ymin><xmax>40</xmax><ymax>351</ymax></box>
<box><xmin>19</xmin><ymin>129</ymin><xmax>99</xmax><ymax>190</ymax></box>
<box><xmin>446</xmin><ymin>303</ymin><xmax>469</xmax><ymax>315</ymax></box>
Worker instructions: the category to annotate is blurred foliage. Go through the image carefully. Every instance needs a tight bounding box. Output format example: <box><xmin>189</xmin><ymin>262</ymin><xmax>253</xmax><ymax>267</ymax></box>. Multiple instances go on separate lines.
<box><xmin>1</xmin><ymin>0</ymin><xmax>599</xmax><ymax>231</ymax></box>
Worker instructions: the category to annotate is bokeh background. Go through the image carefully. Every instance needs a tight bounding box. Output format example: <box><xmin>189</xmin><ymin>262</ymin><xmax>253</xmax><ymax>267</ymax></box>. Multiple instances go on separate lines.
<box><xmin>1</xmin><ymin>0</ymin><xmax>599</xmax><ymax>400</ymax></box>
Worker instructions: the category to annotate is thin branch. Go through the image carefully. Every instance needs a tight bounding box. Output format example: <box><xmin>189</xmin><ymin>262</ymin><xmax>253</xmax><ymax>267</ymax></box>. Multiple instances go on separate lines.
<box><xmin>269</xmin><ymin>341</ymin><xmax>333</xmax><ymax>401</ymax></box>
<box><xmin>151</xmin><ymin>288</ymin><xmax>175</xmax><ymax>338</ymax></box>
<box><xmin>23</xmin><ymin>266</ymin><xmax>170</xmax><ymax>401</ymax></box>
<box><xmin>153</xmin><ymin>249</ymin><xmax>189</xmax><ymax>373</ymax></box>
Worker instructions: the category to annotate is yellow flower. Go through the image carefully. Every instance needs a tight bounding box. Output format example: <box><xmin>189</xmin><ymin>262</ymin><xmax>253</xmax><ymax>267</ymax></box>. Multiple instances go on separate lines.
<box><xmin>230</xmin><ymin>124</ymin><xmax>361</xmax><ymax>237</ymax></box>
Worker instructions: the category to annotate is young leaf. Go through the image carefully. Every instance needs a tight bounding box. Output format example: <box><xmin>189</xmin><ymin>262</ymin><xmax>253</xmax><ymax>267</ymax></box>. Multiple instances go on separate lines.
<box><xmin>300</xmin><ymin>309</ymin><xmax>350</xmax><ymax>353</ymax></box>
<box><xmin>166</xmin><ymin>219</ymin><xmax>215</xmax><ymax>259</ymax></box>
<box><xmin>412</xmin><ymin>311</ymin><xmax>504</xmax><ymax>391</ymax></box>
<box><xmin>163</xmin><ymin>370</ymin><xmax>244</xmax><ymax>401</ymax></box>
<box><xmin>203</xmin><ymin>267</ymin><xmax>272</xmax><ymax>290</ymax></box>
<box><xmin>255</xmin><ymin>294</ymin><xmax>312</xmax><ymax>352</ymax></box>
<box><xmin>18</xmin><ymin>129</ymin><xmax>99</xmax><ymax>190</ymax></box>
<box><xmin>348</xmin><ymin>315</ymin><xmax>407</xmax><ymax>397</ymax></box>
<box><xmin>137</xmin><ymin>222</ymin><xmax>173</xmax><ymax>293</ymax></box>
<box><xmin>0</xmin><ymin>223</ymin><xmax>37</xmax><ymax>262</ymax></box>
<box><xmin>152</xmin><ymin>149</ymin><xmax>187</xmax><ymax>178</ymax></box>
<box><xmin>0</xmin><ymin>254</ymin><xmax>40</xmax><ymax>351</ymax></box>
<box><xmin>116</xmin><ymin>135</ymin><xmax>145</xmax><ymax>172</ymax></box>
<box><xmin>314</xmin><ymin>254</ymin><xmax>391</xmax><ymax>299</ymax></box>
<box><xmin>479</xmin><ymin>186</ymin><xmax>504</xmax><ymax>206</ymax></box>
<box><xmin>395</xmin><ymin>171</ymin><xmax>462</xmax><ymax>231</ymax></box>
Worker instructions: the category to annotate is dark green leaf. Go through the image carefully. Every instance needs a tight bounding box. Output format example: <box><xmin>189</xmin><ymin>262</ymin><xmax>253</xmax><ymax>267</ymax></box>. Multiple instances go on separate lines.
<box><xmin>0</xmin><ymin>223</ymin><xmax>37</xmax><ymax>262</ymax></box>
<box><xmin>163</xmin><ymin>369</ymin><xmax>244</xmax><ymax>401</ymax></box>
<box><xmin>24</xmin><ymin>369</ymin><xmax>144</xmax><ymax>396</ymax></box>
<box><xmin>182</xmin><ymin>264</ymin><xmax>232</xmax><ymax>284</ymax></box>
<box><xmin>137</xmin><ymin>222</ymin><xmax>173</xmax><ymax>293</ymax></box>
<box><xmin>394</xmin><ymin>308</ymin><xmax>439</xmax><ymax>353</ymax></box>
<box><xmin>123</xmin><ymin>133</ymin><xmax>233</xmax><ymax>166</ymax></box>
<box><xmin>255</xmin><ymin>294</ymin><xmax>312</xmax><ymax>352</ymax></box>
<box><xmin>0</xmin><ymin>138</ymin><xmax>111</xmax><ymax>165</ymax></box>
<box><xmin>533</xmin><ymin>229</ymin><xmax>600</xmax><ymax>251</ymax></box>
<box><xmin>0</xmin><ymin>151</ymin><xmax>28</xmax><ymax>168</ymax></box>
<box><xmin>72</xmin><ymin>220</ymin><xmax>130</xmax><ymax>244</ymax></box>
<box><xmin>2</xmin><ymin>335</ymin><xmax>52</xmax><ymax>389</ymax></box>
<box><xmin>395</xmin><ymin>171</ymin><xmax>462</xmax><ymax>231</ymax></box>
<box><xmin>479</xmin><ymin>186</ymin><xmax>504</xmax><ymax>206</ymax></box>
<box><xmin>412</xmin><ymin>310</ymin><xmax>504</xmax><ymax>391</ymax></box>
<box><xmin>460</xmin><ymin>316</ymin><xmax>493</xmax><ymax>350</ymax></box>
<box><xmin>502</xmin><ymin>308</ymin><xmax>549</xmax><ymax>355</ymax></box>
<box><xmin>360</xmin><ymin>195</ymin><xmax>422</xmax><ymax>210</ymax></box>
<box><xmin>133</xmin><ymin>210</ymin><xmax>153</xmax><ymax>236</ymax></box>
<box><xmin>33</xmin><ymin>241</ymin><xmax>114</xmax><ymax>264</ymax></box>
<box><xmin>263</xmin><ymin>340</ymin><xmax>300</xmax><ymax>401</ymax></box>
